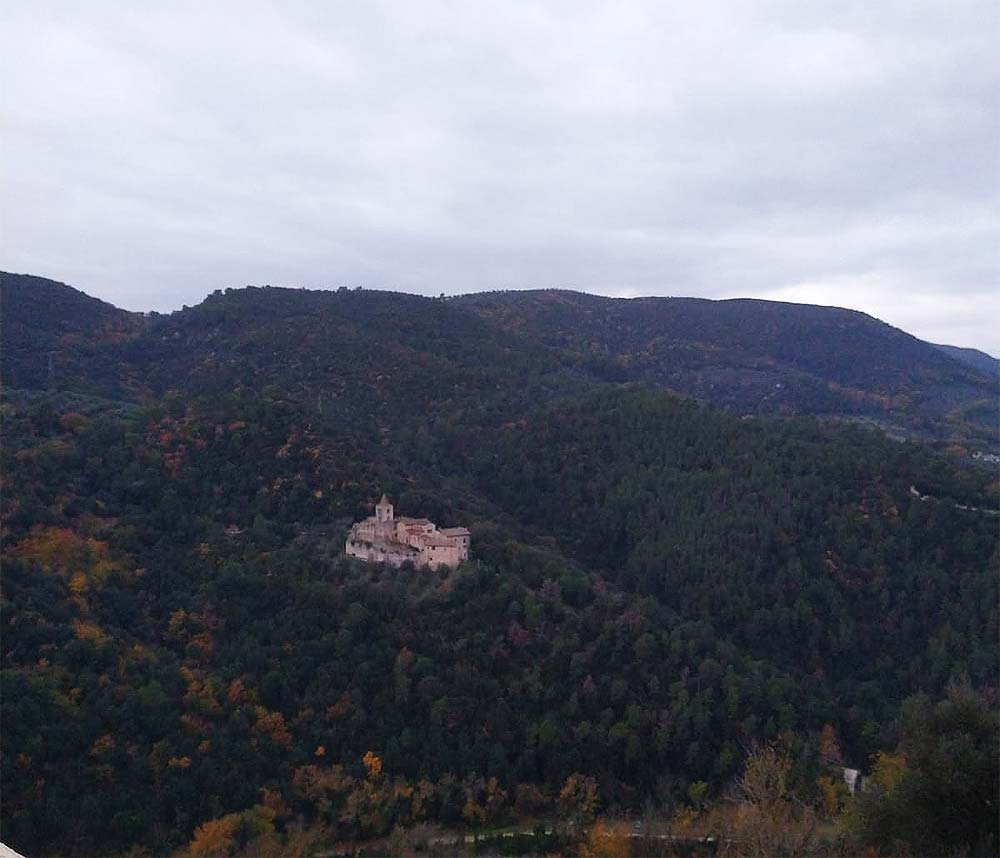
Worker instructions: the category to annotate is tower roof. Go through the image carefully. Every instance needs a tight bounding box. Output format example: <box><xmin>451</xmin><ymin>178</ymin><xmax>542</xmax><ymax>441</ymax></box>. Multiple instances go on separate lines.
<box><xmin>378</xmin><ymin>493</ymin><xmax>391</xmax><ymax>505</ymax></box>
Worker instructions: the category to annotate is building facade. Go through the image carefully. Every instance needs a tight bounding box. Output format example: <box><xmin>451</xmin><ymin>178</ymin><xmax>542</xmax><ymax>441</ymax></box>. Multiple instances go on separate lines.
<box><xmin>345</xmin><ymin>495</ymin><xmax>470</xmax><ymax>569</ymax></box>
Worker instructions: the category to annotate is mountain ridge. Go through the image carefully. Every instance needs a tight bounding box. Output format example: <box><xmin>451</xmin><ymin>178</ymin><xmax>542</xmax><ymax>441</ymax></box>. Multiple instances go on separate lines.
<box><xmin>2</xmin><ymin>272</ymin><xmax>996</xmax><ymax>450</ymax></box>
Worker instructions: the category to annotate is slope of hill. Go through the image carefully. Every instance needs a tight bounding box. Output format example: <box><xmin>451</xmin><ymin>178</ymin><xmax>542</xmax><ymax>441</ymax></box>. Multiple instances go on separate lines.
<box><xmin>456</xmin><ymin>290</ymin><xmax>998</xmax><ymax>444</ymax></box>
<box><xmin>1</xmin><ymin>384</ymin><xmax>996</xmax><ymax>856</ymax></box>
<box><xmin>933</xmin><ymin>342</ymin><xmax>999</xmax><ymax>380</ymax></box>
<box><xmin>0</xmin><ymin>272</ymin><xmax>145</xmax><ymax>398</ymax></box>
<box><xmin>124</xmin><ymin>285</ymin><xmax>589</xmax><ymax>431</ymax></box>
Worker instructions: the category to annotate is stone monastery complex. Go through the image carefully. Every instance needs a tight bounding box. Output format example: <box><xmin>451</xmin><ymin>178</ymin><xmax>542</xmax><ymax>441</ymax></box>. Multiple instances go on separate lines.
<box><xmin>345</xmin><ymin>495</ymin><xmax>470</xmax><ymax>569</ymax></box>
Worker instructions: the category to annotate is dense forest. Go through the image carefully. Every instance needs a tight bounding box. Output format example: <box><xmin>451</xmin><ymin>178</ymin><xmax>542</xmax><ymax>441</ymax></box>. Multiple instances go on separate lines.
<box><xmin>3</xmin><ymin>273</ymin><xmax>998</xmax><ymax>447</ymax></box>
<box><xmin>1</xmin><ymin>275</ymin><xmax>998</xmax><ymax>856</ymax></box>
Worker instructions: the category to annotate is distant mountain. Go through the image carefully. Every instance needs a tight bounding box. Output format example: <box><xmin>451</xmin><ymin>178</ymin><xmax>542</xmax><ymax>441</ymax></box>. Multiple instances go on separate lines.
<box><xmin>933</xmin><ymin>342</ymin><xmax>999</xmax><ymax>380</ymax></box>
<box><xmin>456</xmin><ymin>290</ymin><xmax>998</xmax><ymax>444</ymax></box>
<box><xmin>2</xmin><ymin>273</ymin><xmax>996</xmax><ymax>447</ymax></box>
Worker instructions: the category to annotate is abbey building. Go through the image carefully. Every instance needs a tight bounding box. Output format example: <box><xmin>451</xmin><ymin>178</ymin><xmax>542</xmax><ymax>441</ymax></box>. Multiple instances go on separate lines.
<box><xmin>345</xmin><ymin>495</ymin><xmax>470</xmax><ymax>569</ymax></box>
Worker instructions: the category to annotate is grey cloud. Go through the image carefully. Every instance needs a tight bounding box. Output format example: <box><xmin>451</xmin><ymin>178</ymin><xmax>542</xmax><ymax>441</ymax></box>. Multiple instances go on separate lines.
<box><xmin>2</xmin><ymin>0</ymin><xmax>997</xmax><ymax>352</ymax></box>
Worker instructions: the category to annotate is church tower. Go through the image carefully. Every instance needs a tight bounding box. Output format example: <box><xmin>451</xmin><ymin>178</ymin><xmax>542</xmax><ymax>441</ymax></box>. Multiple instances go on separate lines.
<box><xmin>375</xmin><ymin>494</ymin><xmax>394</xmax><ymax>523</ymax></box>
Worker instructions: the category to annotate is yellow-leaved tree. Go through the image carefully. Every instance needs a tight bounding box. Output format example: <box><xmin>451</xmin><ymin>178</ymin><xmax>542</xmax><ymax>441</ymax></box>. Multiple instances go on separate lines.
<box><xmin>580</xmin><ymin>819</ymin><xmax>632</xmax><ymax>857</ymax></box>
<box><xmin>186</xmin><ymin>805</ymin><xmax>276</xmax><ymax>856</ymax></box>
<box><xmin>362</xmin><ymin>750</ymin><xmax>383</xmax><ymax>780</ymax></box>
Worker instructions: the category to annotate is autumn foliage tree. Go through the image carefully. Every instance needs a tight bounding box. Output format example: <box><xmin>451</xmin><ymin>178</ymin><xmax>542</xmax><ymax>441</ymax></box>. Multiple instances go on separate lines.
<box><xmin>186</xmin><ymin>805</ymin><xmax>276</xmax><ymax>857</ymax></box>
<box><xmin>718</xmin><ymin>744</ymin><xmax>823</xmax><ymax>858</ymax></box>
<box><xmin>558</xmin><ymin>774</ymin><xmax>600</xmax><ymax>828</ymax></box>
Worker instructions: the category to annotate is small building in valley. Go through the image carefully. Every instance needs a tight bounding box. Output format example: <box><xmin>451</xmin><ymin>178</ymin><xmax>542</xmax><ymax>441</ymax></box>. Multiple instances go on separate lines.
<box><xmin>345</xmin><ymin>495</ymin><xmax>470</xmax><ymax>569</ymax></box>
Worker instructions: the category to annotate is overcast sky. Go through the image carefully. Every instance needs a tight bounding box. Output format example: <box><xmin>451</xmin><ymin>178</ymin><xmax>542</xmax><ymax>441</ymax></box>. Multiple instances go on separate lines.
<box><xmin>3</xmin><ymin>1</ymin><xmax>998</xmax><ymax>352</ymax></box>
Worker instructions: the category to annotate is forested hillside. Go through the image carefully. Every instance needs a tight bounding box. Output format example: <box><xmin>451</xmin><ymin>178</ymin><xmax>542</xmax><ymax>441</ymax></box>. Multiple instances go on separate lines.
<box><xmin>2</xmin><ymin>273</ymin><xmax>997</xmax><ymax>449</ymax></box>
<box><xmin>457</xmin><ymin>290</ymin><xmax>999</xmax><ymax>444</ymax></box>
<box><xmin>1</xmin><ymin>274</ymin><xmax>998</xmax><ymax>855</ymax></box>
<box><xmin>933</xmin><ymin>342</ymin><xmax>1000</xmax><ymax>381</ymax></box>
<box><xmin>0</xmin><ymin>272</ymin><xmax>145</xmax><ymax>398</ymax></box>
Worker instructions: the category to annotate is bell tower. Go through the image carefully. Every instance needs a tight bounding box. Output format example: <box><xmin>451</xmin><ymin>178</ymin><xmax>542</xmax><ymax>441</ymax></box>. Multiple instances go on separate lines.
<box><xmin>375</xmin><ymin>494</ymin><xmax>394</xmax><ymax>523</ymax></box>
